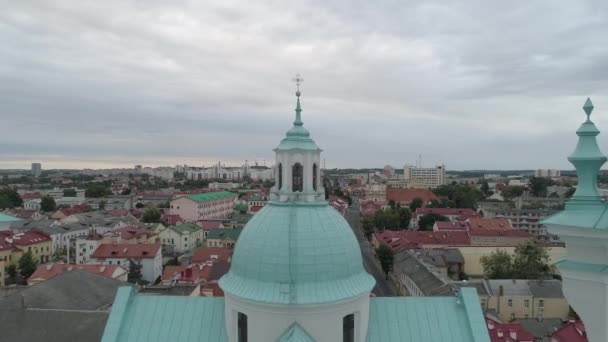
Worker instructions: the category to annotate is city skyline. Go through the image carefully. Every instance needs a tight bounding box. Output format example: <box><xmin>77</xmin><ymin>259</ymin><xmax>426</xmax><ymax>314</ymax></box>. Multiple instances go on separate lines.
<box><xmin>2</xmin><ymin>1</ymin><xmax>608</xmax><ymax>170</ymax></box>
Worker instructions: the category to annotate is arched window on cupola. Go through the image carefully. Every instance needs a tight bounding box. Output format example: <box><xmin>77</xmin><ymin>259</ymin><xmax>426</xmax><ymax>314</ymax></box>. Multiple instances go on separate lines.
<box><xmin>278</xmin><ymin>164</ymin><xmax>283</xmax><ymax>190</ymax></box>
<box><xmin>343</xmin><ymin>313</ymin><xmax>354</xmax><ymax>342</ymax></box>
<box><xmin>312</xmin><ymin>163</ymin><xmax>318</xmax><ymax>191</ymax></box>
<box><xmin>292</xmin><ymin>163</ymin><xmax>303</xmax><ymax>192</ymax></box>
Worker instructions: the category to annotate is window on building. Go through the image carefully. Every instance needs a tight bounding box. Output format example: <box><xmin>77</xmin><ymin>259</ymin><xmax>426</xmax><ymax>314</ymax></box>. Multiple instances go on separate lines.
<box><xmin>292</xmin><ymin>163</ymin><xmax>303</xmax><ymax>192</ymax></box>
<box><xmin>343</xmin><ymin>313</ymin><xmax>355</xmax><ymax>342</ymax></box>
<box><xmin>538</xmin><ymin>300</ymin><xmax>544</xmax><ymax>308</ymax></box>
<box><xmin>278</xmin><ymin>163</ymin><xmax>283</xmax><ymax>190</ymax></box>
<box><xmin>312</xmin><ymin>163</ymin><xmax>318</xmax><ymax>191</ymax></box>
<box><xmin>238</xmin><ymin>312</ymin><xmax>247</xmax><ymax>342</ymax></box>
<box><xmin>524</xmin><ymin>299</ymin><xmax>529</xmax><ymax>308</ymax></box>
<box><xmin>510</xmin><ymin>313</ymin><xmax>515</xmax><ymax>321</ymax></box>
<box><xmin>508</xmin><ymin>299</ymin><xmax>512</xmax><ymax>307</ymax></box>
<box><xmin>480</xmin><ymin>299</ymin><xmax>486</xmax><ymax>307</ymax></box>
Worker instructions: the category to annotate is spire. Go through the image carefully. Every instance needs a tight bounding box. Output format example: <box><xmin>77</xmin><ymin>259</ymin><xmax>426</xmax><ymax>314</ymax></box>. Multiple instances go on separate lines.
<box><xmin>293</xmin><ymin>74</ymin><xmax>304</xmax><ymax>126</ymax></box>
<box><xmin>566</xmin><ymin>97</ymin><xmax>607</xmax><ymax>209</ymax></box>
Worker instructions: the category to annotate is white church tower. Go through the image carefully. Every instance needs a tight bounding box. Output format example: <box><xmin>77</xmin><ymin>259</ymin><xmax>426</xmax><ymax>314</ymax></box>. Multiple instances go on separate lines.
<box><xmin>219</xmin><ymin>76</ymin><xmax>376</xmax><ymax>342</ymax></box>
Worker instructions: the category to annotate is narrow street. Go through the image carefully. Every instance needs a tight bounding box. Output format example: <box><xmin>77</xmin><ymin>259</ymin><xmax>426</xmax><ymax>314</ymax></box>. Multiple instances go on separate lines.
<box><xmin>345</xmin><ymin>199</ymin><xmax>397</xmax><ymax>297</ymax></box>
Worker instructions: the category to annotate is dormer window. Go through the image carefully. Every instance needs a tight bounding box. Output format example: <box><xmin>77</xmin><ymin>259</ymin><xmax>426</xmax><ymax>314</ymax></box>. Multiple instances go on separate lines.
<box><xmin>292</xmin><ymin>163</ymin><xmax>303</xmax><ymax>192</ymax></box>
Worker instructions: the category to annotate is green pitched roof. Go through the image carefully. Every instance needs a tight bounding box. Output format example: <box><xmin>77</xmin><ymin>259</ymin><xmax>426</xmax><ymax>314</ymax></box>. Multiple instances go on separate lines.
<box><xmin>277</xmin><ymin>323</ymin><xmax>315</xmax><ymax>342</ymax></box>
<box><xmin>102</xmin><ymin>287</ymin><xmax>227</xmax><ymax>342</ymax></box>
<box><xmin>367</xmin><ymin>288</ymin><xmax>490</xmax><ymax>342</ymax></box>
<box><xmin>185</xmin><ymin>191</ymin><xmax>236</xmax><ymax>203</ymax></box>
<box><xmin>173</xmin><ymin>222</ymin><xmax>201</xmax><ymax>234</ymax></box>
<box><xmin>0</xmin><ymin>212</ymin><xmax>21</xmax><ymax>223</ymax></box>
<box><xmin>207</xmin><ymin>228</ymin><xmax>242</xmax><ymax>241</ymax></box>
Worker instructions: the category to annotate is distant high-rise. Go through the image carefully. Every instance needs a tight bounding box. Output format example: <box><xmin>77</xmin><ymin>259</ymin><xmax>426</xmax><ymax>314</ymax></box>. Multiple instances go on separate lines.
<box><xmin>134</xmin><ymin>165</ymin><xmax>142</xmax><ymax>174</ymax></box>
<box><xmin>535</xmin><ymin>169</ymin><xmax>561</xmax><ymax>177</ymax></box>
<box><xmin>403</xmin><ymin>164</ymin><xmax>446</xmax><ymax>189</ymax></box>
<box><xmin>31</xmin><ymin>163</ymin><xmax>42</xmax><ymax>177</ymax></box>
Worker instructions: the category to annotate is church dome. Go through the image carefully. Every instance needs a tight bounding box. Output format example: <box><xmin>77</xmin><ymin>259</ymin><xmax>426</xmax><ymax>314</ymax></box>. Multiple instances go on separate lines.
<box><xmin>219</xmin><ymin>201</ymin><xmax>375</xmax><ymax>305</ymax></box>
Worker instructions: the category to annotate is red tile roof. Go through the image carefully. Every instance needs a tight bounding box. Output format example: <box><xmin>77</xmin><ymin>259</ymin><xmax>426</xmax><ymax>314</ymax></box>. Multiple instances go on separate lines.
<box><xmin>469</xmin><ymin>229</ymin><xmax>531</xmax><ymax>237</ymax></box>
<box><xmin>57</xmin><ymin>204</ymin><xmax>90</xmax><ymax>217</ymax></box>
<box><xmin>198</xmin><ymin>220</ymin><xmax>224</xmax><ymax>230</ymax></box>
<box><xmin>467</xmin><ymin>218</ymin><xmax>513</xmax><ymax>231</ymax></box>
<box><xmin>20</xmin><ymin>193</ymin><xmax>42</xmax><ymax>200</ymax></box>
<box><xmin>201</xmin><ymin>282</ymin><xmax>224</xmax><ymax>297</ymax></box>
<box><xmin>110</xmin><ymin>225</ymin><xmax>154</xmax><ymax>240</ymax></box>
<box><xmin>552</xmin><ymin>321</ymin><xmax>588</xmax><ymax>342</ymax></box>
<box><xmin>192</xmin><ymin>247</ymin><xmax>232</xmax><ymax>264</ymax></box>
<box><xmin>161</xmin><ymin>214</ymin><xmax>183</xmax><ymax>225</ymax></box>
<box><xmin>108</xmin><ymin>209</ymin><xmax>130</xmax><ymax>217</ymax></box>
<box><xmin>434</xmin><ymin>221</ymin><xmax>469</xmax><ymax>231</ymax></box>
<box><xmin>10</xmin><ymin>230</ymin><xmax>51</xmax><ymax>246</ymax></box>
<box><xmin>486</xmin><ymin>319</ymin><xmax>535</xmax><ymax>342</ymax></box>
<box><xmin>375</xmin><ymin>230</ymin><xmax>471</xmax><ymax>251</ymax></box>
<box><xmin>162</xmin><ymin>264</ymin><xmax>213</xmax><ymax>284</ymax></box>
<box><xmin>416</xmin><ymin>207</ymin><xmax>478</xmax><ymax>218</ymax></box>
<box><xmin>91</xmin><ymin>243</ymin><xmax>161</xmax><ymax>259</ymax></box>
<box><xmin>250</xmin><ymin>205</ymin><xmax>264</xmax><ymax>213</ymax></box>
<box><xmin>386</xmin><ymin>188</ymin><xmax>439</xmax><ymax>204</ymax></box>
<box><xmin>28</xmin><ymin>263</ymin><xmax>126</xmax><ymax>283</ymax></box>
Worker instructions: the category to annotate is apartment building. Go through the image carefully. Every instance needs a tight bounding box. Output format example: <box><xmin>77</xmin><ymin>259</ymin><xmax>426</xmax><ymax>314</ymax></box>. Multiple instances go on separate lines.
<box><xmin>403</xmin><ymin>164</ymin><xmax>447</xmax><ymax>189</ymax></box>
<box><xmin>169</xmin><ymin>191</ymin><xmax>237</xmax><ymax>221</ymax></box>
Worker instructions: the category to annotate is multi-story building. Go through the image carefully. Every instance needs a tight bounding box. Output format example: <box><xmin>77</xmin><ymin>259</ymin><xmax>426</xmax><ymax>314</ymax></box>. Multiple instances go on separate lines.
<box><xmin>169</xmin><ymin>191</ymin><xmax>237</xmax><ymax>221</ymax></box>
<box><xmin>0</xmin><ymin>230</ymin><xmax>53</xmax><ymax>265</ymax></box>
<box><xmin>158</xmin><ymin>222</ymin><xmax>204</xmax><ymax>253</ymax></box>
<box><xmin>480</xmin><ymin>202</ymin><xmax>559</xmax><ymax>241</ymax></box>
<box><xmin>90</xmin><ymin>243</ymin><xmax>162</xmax><ymax>283</ymax></box>
<box><xmin>535</xmin><ymin>169</ymin><xmax>561</xmax><ymax>177</ymax></box>
<box><xmin>31</xmin><ymin>163</ymin><xmax>42</xmax><ymax>177</ymax></box>
<box><xmin>187</xmin><ymin>162</ymin><xmax>244</xmax><ymax>181</ymax></box>
<box><xmin>403</xmin><ymin>164</ymin><xmax>446</xmax><ymax>189</ymax></box>
<box><xmin>206</xmin><ymin>228</ymin><xmax>242</xmax><ymax>249</ymax></box>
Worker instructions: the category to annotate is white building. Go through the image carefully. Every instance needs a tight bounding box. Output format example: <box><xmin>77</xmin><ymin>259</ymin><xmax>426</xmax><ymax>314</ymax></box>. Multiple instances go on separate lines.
<box><xmin>187</xmin><ymin>162</ymin><xmax>244</xmax><ymax>181</ymax></box>
<box><xmin>403</xmin><ymin>164</ymin><xmax>446</xmax><ymax>189</ymax></box>
<box><xmin>24</xmin><ymin>199</ymin><xmax>41</xmax><ymax>211</ymax></box>
<box><xmin>158</xmin><ymin>222</ymin><xmax>204</xmax><ymax>253</ymax></box>
<box><xmin>90</xmin><ymin>243</ymin><xmax>162</xmax><ymax>283</ymax></box>
<box><xmin>535</xmin><ymin>169</ymin><xmax>561</xmax><ymax>177</ymax></box>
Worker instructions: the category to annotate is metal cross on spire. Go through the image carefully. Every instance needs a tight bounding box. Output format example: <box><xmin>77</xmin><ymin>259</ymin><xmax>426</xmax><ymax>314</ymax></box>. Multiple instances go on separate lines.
<box><xmin>292</xmin><ymin>73</ymin><xmax>303</xmax><ymax>97</ymax></box>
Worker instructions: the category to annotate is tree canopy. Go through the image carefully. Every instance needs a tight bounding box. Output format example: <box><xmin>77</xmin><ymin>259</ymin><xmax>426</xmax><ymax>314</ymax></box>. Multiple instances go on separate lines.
<box><xmin>85</xmin><ymin>184</ymin><xmax>112</xmax><ymax>198</ymax></box>
<box><xmin>501</xmin><ymin>186</ymin><xmax>525</xmax><ymax>199</ymax></box>
<box><xmin>0</xmin><ymin>187</ymin><xmax>23</xmax><ymax>209</ymax></box>
<box><xmin>376</xmin><ymin>244</ymin><xmax>394</xmax><ymax>278</ymax></box>
<box><xmin>127</xmin><ymin>260</ymin><xmax>143</xmax><ymax>284</ymax></box>
<box><xmin>480</xmin><ymin>240</ymin><xmax>550</xmax><ymax>279</ymax></box>
<box><xmin>40</xmin><ymin>195</ymin><xmax>57</xmax><ymax>212</ymax></box>
<box><xmin>63</xmin><ymin>188</ymin><xmax>77</xmax><ymax>197</ymax></box>
<box><xmin>409</xmin><ymin>197</ymin><xmax>423</xmax><ymax>211</ymax></box>
<box><xmin>418</xmin><ymin>213</ymin><xmax>449</xmax><ymax>231</ymax></box>
<box><xmin>19</xmin><ymin>251</ymin><xmax>37</xmax><ymax>279</ymax></box>
<box><xmin>528</xmin><ymin>176</ymin><xmax>555</xmax><ymax>197</ymax></box>
<box><xmin>142</xmin><ymin>207</ymin><xmax>162</xmax><ymax>223</ymax></box>
<box><xmin>433</xmin><ymin>184</ymin><xmax>484</xmax><ymax>209</ymax></box>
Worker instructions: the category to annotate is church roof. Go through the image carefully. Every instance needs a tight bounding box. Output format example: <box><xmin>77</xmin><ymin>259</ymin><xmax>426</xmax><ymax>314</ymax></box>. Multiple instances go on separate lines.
<box><xmin>102</xmin><ymin>287</ymin><xmax>489</xmax><ymax>342</ymax></box>
<box><xmin>277</xmin><ymin>323</ymin><xmax>315</xmax><ymax>342</ymax></box>
<box><xmin>275</xmin><ymin>96</ymin><xmax>320</xmax><ymax>152</ymax></box>
<box><xmin>101</xmin><ymin>287</ymin><xmax>227</xmax><ymax>342</ymax></box>
<box><xmin>219</xmin><ymin>202</ymin><xmax>375</xmax><ymax>305</ymax></box>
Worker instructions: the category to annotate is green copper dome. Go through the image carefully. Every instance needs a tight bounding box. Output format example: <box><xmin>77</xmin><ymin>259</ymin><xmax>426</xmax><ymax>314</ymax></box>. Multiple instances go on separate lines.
<box><xmin>219</xmin><ymin>201</ymin><xmax>375</xmax><ymax>305</ymax></box>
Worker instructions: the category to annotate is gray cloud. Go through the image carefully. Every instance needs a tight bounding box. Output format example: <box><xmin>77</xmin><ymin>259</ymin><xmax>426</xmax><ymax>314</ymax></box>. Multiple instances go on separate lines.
<box><xmin>1</xmin><ymin>0</ymin><xmax>608</xmax><ymax>170</ymax></box>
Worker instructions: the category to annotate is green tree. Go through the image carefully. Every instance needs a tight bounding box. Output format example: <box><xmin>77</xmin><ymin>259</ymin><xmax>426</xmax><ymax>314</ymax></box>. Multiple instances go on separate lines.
<box><xmin>7</xmin><ymin>264</ymin><xmax>17</xmax><ymax>279</ymax></box>
<box><xmin>480</xmin><ymin>250</ymin><xmax>513</xmax><ymax>279</ymax></box>
<box><xmin>564</xmin><ymin>187</ymin><xmax>576</xmax><ymax>199</ymax></box>
<box><xmin>480</xmin><ymin>180</ymin><xmax>490</xmax><ymax>195</ymax></box>
<box><xmin>529</xmin><ymin>176</ymin><xmax>554</xmax><ymax>197</ymax></box>
<box><xmin>512</xmin><ymin>240</ymin><xmax>550</xmax><ymax>279</ymax></box>
<box><xmin>0</xmin><ymin>187</ymin><xmax>23</xmax><ymax>209</ymax></box>
<box><xmin>409</xmin><ymin>197</ymin><xmax>423</xmax><ymax>212</ymax></box>
<box><xmin>135</xmin><ymin>202</ymin><xmax>145</xmax><ymax>209</ymax></box>
<box><xmin>85</xmin><ymin>184</ymin><xmax>112</xmax><ymax>198</ymax></box>
<box><xmin>376</xmin><ymin>245</ymin><xmax>394</xmax><ymax>278</ymax></box>
<box><xmin>417</xmin><ymin>213</ymin><xmax>449</xmax><ymax>231</ymax></box>
<box><xmin>19</xmin><ymin>251</ymin><xmax>37</xmax><ymax>279</ymax></box>
<box><xmin>501</xmin><ymin>186</ymin><xmax>525</xmax><ymax>199</ymax></box>
<box><xmin>396</xmin><ymin>206</ymin><xmax>412</xmax><ymax>229</ymax></box>
<box><xmin>433</xmin><ymin>184</ymin><xmax>483</xmax><ymax>209</ymax></box>
<box><xmin>373</xmin><ymin>209</ymin><xmax>400</xmax><ymax>230</ymax></box>
<box><xmin>165</xmin><ymin>257</ymin><xmax>180</xmax><ymax>266</ymax></box>
<box><xmin>40</xmin><ymin>195</ymin><xmax>57</xmax><ymax>212</ymax></box>
<box><xmin>63</xmin><ymin>188</ymin><xmax>77</xmax><ymax>197</ymax></box>
<box><xmin>362</xmin><ymin>217</ymin><xmax>375</xmax><ymax>241</ymax></box>
<box><xmin>127</xmin><ymin>260</ymin><xmax>143</xmax><ymax>284</ymax></box>
<box><xmin>98</xmin><ymin>200</ymin><xmax>107</xmax><ymax>210</ymax></box>
<box><xmin>142</xmin><ymin>207</ymin><xmax>161</xmax><ymax>223</ymax></box>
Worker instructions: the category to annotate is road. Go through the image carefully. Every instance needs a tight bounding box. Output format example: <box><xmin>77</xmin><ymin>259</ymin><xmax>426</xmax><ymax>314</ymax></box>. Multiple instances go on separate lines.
<box><xmin>345</xmin><ymin>199</ymin><xmax>397</xmax><ymax>297</ymax></box>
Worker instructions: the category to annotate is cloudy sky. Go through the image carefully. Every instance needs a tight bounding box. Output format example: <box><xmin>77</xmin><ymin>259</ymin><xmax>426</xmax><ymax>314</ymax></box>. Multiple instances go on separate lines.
<box><xmin>1</xmin><ymin>0</ymin><xmax>608</xmax><ymax>170</ymax></box>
